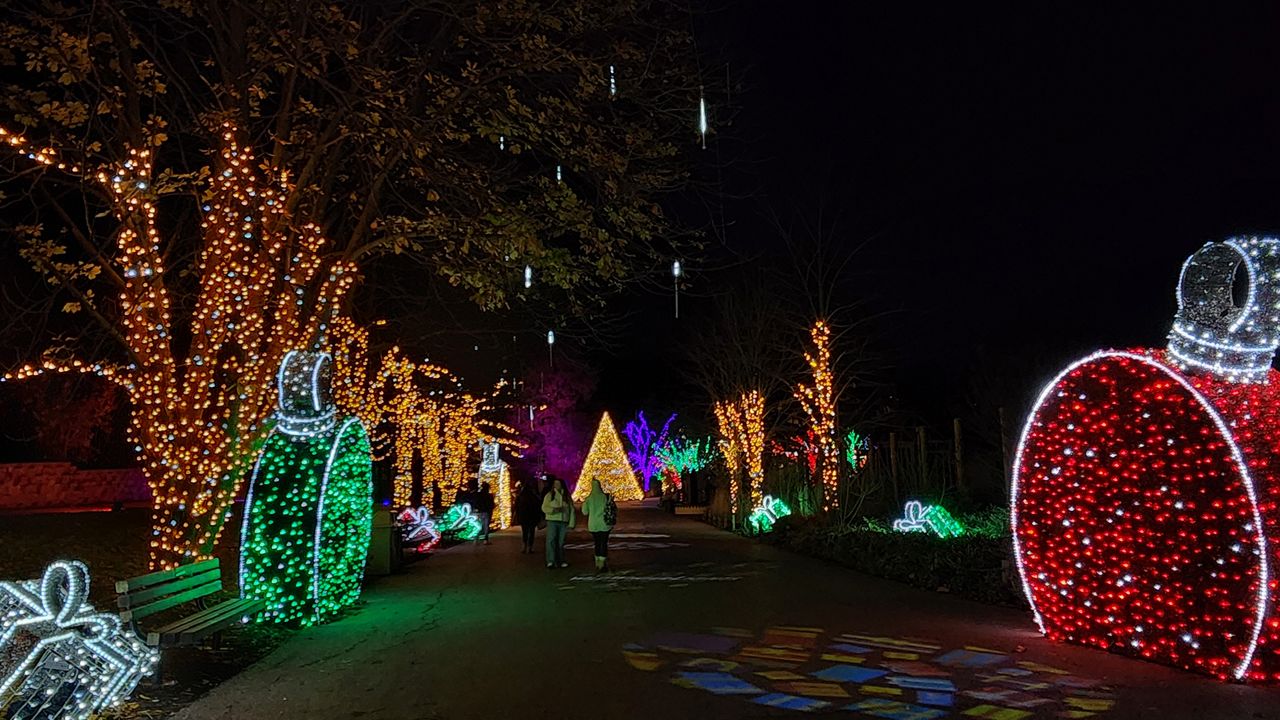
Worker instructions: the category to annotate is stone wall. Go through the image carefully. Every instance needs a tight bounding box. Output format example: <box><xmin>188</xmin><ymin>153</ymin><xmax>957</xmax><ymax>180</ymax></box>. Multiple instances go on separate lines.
<box><xmin>0</xmin><ymin>463</ymin><xmax>149</xmax><ymax>511</ymax></box>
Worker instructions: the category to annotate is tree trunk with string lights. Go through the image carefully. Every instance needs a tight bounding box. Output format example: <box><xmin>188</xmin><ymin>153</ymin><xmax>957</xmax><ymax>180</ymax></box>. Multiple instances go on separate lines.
<box><xmin>795</xmin><ymin>320</ymin><xmax>839</xmax><ymax>512</ymax></box>
<box><xmin>3</xmin><ymin>127</ymin><xmax>356</xmax><ymax>568</ymax></box>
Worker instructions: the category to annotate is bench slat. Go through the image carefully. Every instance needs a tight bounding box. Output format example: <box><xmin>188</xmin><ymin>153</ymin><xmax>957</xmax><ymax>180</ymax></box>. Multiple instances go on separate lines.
<box><xmin>117</xmin><ymin>568</ymin><xmax>221</xmax><ymax>609</ymax></box>
<box><xmin>117</xmin><ymin>559</ymin><xmax>264</xmax><ymax>651</ymax></box>
<box><xmin>159</xmin><ymin>598</ymin><xmax>248</xmax><ymax>636</ymax></box>
<box><xmin>114</xmin><ymin>558</ymin><xmax>220</xmax><ymax>593</ymax></box>
<box><xmin>148</xmin><ymin>601</ymin><xmax>243</xmax><ymax>646</ymax></box>
<box><xmin>120</xmin><ymin>579</ymin><xmax>223</xmax><ymax>622</ymax></box>
<box><xmin>153</xmin><ymin>599</ymin><xmax>265</xmax><ymax>647</ymax></box>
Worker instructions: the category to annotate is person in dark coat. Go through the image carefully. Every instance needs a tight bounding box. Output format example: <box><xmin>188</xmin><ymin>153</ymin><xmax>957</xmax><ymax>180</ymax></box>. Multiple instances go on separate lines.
<box><xmin>514</xmin><ymin>480</ymin><xmax>543</xmax><ymax>554</ymax></box>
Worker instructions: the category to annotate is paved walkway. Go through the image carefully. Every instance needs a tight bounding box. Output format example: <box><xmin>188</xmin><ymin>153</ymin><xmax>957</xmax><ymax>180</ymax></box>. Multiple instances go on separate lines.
<box><xmin>174</xmin><ymin>503</ymin><xmax>1277</xmax><ymax>719</ymax></box>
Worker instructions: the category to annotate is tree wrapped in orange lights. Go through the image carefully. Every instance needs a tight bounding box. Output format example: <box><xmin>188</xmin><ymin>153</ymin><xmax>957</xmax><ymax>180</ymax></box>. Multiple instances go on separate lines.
<box><xmin>329</xmin><ymin>317</ymin><xmax>391</xmax><ymax>459</ymax></box>
<box><xmin>713</xmin><ymin>391</ymin><xmax>765</xmax><ymax>514</ymax></box>
<box><xmin>795</xmin><ymin>320</ymin><xmax>839</xmax><ymax>511</ymax></box>
<box><xmin>714</xmin><ymin>400</ymin><xmax>743</xmax><ymax>512</ymax></box>
<box><xmin>3</xmin><ymin>126</ymin><xmax>355</xmax><ymax>568</ymax></box>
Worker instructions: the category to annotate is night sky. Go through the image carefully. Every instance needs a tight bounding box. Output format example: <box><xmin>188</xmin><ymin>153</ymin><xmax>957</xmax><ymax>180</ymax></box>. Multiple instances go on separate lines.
<box><xmin>597</xmin><ymin>3</ymin><xmax>1280</xmax><ymax>420</ymax></box>
<box><xmin>8</xmin><ymin>4</ymin><xmax>1280</xmax><ymax>458</ymax></box>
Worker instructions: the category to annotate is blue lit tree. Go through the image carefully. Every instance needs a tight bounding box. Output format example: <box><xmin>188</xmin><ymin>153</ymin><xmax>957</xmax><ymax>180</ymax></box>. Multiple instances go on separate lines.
<box><xmin>623</xmin><ymin>411</ymin><xmax>676</xmax><ymax>493</ymax></box>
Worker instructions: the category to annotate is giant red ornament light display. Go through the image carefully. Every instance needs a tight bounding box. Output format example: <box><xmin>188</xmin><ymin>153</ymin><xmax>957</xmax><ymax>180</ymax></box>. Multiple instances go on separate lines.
<box><xmin>1012</xmin><ymin>237</ymin><xmax>1280</xmax><ymax>682</ymax></box>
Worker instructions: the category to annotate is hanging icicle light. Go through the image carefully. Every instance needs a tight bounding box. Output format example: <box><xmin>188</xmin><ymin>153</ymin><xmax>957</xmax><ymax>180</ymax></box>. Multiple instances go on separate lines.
<box><xmin>524</xmin><ymin>265</ymin><xmax>532</xmax><ymax>289</ymax></box>
<box><xmin>698</xmin><ymin>94</ymin><xmax>708</xmax><ymax>149</ymax></box>
<box><xmin>556</xmin><ymin>165</ymin><xmax>563</xmax><ymax>182</ymax></box>
<box><xmin>499</xmin><ymin>135</ymin><xmax>506</xmax><ymax>151</ymax></box>
<box><xmin>547</xmin><ymin>330</ymin><xmax>555</xmax><ymax>367</ymax></box>
<box><xmin>673</xmin><ymin>260</ymin><xmax>682</xmax><ymax>319</ymax></box>
<box><xmin>609</xmin><ymin>65</ymin><xmax>617</xmax><ymax>98</ymax></box>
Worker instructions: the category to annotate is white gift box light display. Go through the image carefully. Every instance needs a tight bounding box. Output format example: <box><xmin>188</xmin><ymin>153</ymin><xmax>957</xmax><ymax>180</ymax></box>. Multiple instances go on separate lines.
<box><xmin>0</xmin><ymin>561</ymin><xmax>158</xmax><ymax>720</ymax></box>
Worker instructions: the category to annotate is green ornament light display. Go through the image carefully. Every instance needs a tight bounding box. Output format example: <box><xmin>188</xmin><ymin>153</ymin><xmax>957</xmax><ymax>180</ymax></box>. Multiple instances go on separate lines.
<box><xmin>239</xmin><ymin>350</ymin><xmax>374</xmax><ymax>625</ymax></box>
<box><xmin>747</xmin><ymin>495</ymin><xmax>792</xmax><ymax>535</ymax></box>
<box><xmin>439</xmin><ymin>503</ymin><xmax>483</xmax><ymax>541</ymax></box>
<box><xmin>892</xmin><ymin>500</ymin><xmax>964</xmax><ymax>539</ymax></box>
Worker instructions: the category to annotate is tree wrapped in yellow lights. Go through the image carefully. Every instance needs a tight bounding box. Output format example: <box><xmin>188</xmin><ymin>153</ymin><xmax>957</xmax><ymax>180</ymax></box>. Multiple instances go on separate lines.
<box><xmin>573</xmin><ymin>412</ymin><xmax>643</xmax><ymax>502</ymax></box>
<box><xmin>374</xmin><ymin>354</ymin><xmax>521</xmax><ymax>510</ymax></box>
<box><xmin>329</xmin><ymin>317</ymin><xmax>391</xmax><ymax>459</ymax></box>
<box><xmin>714</xmin><ymin>400</ymin><xmax>743</xmax><ymax>513</ymax></box>
<box><xmin>795</xmin><ymin>320</ymin><xmax>839</xmax><ymax>511</ymax></box>
<box><xmin>2</xmin><ymin>126</ymin><xmax>356</xmax><ymax>569</ymax></box>
<box><xmin>713</xmin><ymin>392</ymin><xmax>765</xmax><ymax>514</ymax></box>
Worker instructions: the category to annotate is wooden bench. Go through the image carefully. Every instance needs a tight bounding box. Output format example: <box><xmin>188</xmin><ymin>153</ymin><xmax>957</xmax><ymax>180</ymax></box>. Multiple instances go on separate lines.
<box><xmin>115</xmin><ymin>558</ymin><xmax>265</xmax><ymax>648</ymax></box>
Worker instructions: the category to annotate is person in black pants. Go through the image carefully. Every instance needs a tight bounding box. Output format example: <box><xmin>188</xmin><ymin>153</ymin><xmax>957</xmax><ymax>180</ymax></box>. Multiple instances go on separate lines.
<box><xmin>514</xmin><ymin>481</ymin><xmax>543</xmax><ymax>553</ymax></box>
<box><xmin>580</xmin><ymin>477</ymin><xmax>615</xmax><ymax>572</ymax></box>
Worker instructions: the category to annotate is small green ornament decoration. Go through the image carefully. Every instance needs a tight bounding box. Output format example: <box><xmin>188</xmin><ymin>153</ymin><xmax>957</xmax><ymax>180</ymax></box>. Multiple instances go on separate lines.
<box><xmin>747</xmin><ymin>495</ymin><xmax>792</xmax><ymax>535</ymax></box>
<box><xmin>439</xmin><ymin>503</ymin><xmax>483</xmax><ymax>541</ymax></box>
<box><xmin>892</xmin><ymin>500</ymin><xmax>964</xmax><ymax>539</ymax></box>
<box><xmin>239</xmin><ymin>351</ymin><xmax>373</xmax><ymax>625</ymax></box>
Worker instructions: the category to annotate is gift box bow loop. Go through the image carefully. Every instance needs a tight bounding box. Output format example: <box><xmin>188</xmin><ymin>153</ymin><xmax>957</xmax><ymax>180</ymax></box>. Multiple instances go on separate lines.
<box><xmin>2</xmin><ymin>561</ymin><xmax>120</xmax><ymax>641</ymax></box>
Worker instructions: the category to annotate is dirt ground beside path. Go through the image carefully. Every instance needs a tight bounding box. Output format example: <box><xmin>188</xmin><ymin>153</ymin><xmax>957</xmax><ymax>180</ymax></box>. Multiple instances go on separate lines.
<box><xmin>172</xmin><ymin>503</ymin><xmax>1280</xmax><ymax>720</ymax></box>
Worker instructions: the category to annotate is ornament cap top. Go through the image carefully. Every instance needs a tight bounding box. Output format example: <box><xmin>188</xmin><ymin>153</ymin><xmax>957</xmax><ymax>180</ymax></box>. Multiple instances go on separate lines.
<box><xmin>1167</xmin><ymin>236</ymin><xmax>1280</xmax><ymax>383</ymax></box>
<box><xmin>276</xmin><ymin>350</ymin><xmax>335</xmax><ymax>435</ymax></box>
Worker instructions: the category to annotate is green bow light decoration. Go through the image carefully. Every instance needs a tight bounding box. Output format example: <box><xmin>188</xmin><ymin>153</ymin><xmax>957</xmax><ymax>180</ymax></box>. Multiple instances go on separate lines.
<box><xmin>892</xmin><ymin>500</ymin><xmax>964</xmax><ymax>539</ymax></box>
<box><xmin>747</xmin><ymin>495</ymin><xmax>792</xmax><ymax>535</ymax></box>
<box><xmin>440</xmin><ymin>503</ymin><xmax>483</xmax><ymax>541</ymax></box>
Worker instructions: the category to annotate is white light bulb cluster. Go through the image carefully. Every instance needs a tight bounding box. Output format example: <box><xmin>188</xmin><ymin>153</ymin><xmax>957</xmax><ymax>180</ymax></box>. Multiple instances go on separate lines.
<box><xmin>396</xmin><ymin>507</ymin><xmax>441</xmax><ymax>551</ymax></box>
<box><xmin>477</xmin><ymin>440</ymin><xmax>513</xmax><ymax>529</ymax></box>
<box><xmin>0</xmin><ymin>561</ymin><xmax>158</xmax><ymax>719</ymax></box>
<box><xmin>1166</xmin><ymin>237</ymin><xmax>1280</xmax><ymax>383</ymax></box>
<box><xmin>276</xmin><ymin>350</ymin><xmax>336</xmax><ymax>436</ymax></box>
<box><xmin>480</xmin><ymin>440</ymin><xmax>502</xmax><ymax>472</ymax></box>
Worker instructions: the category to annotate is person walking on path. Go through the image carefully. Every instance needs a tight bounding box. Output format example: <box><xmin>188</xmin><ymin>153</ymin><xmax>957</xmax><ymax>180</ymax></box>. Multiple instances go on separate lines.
<box><xmin>541</xmin><ymin>477</ymin><xmax>575</xmax><ymax>568</ymax></box>
<box><xmin>514</xmin><ymin>481</ymin><xmax>543</xmax><ymax>554</ymax></box>
<box><xmin>579</xmin><ymin>477</ymin><xmax>616</xmax><ymax>572</ymax></box>
<box><xmin>473</xmin><ymin>481</ymin><xmax>495</xmax><ymax>545</ymax></box>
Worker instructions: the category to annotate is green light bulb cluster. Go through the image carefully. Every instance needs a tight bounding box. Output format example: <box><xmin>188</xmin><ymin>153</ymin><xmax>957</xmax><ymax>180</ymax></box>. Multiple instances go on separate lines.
<box><xmin>439</xmin><ymin>503</ymin><xmax>483</xmax><ymax>541</ymax></box>
<box><xmin>747</xmin><ymin>495</ymin><xmax>792</xmax><ymax>535</ymax></box>
<box><xmin>239</xmin><ymin>418</ymin><xmax>373</xmax><ymax>625</ymax></box>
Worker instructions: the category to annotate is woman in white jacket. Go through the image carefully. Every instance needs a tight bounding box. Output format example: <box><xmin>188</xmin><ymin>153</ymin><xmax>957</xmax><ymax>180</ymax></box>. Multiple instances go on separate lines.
<box><xmin>579</xmin><ymin>477</ymin><xmax>615</xmax><ymax>572</ymax></box>
<box><xmin>540</xmin><ymin>477</ymin><xmax>574</xmax><ymax>568</ymax></box>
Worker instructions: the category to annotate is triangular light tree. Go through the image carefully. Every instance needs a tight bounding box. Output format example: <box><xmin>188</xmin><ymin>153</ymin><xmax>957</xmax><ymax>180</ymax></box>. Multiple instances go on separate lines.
<box><xmin>574</xmin><ymin>411</ymin><xmax>644</xmax><ymax>501</ymax></box>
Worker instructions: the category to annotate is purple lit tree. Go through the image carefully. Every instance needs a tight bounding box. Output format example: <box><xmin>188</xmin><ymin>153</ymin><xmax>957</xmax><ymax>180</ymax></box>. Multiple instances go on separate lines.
<box><xmin>512</xmin><ymin>363</ymin><xmax>597</xmax><ymax>486</ymax></box>
<box><xmin>623</xmin><ymin>411</ymin><xmax>676</xmax><ymax>492</ymax></box>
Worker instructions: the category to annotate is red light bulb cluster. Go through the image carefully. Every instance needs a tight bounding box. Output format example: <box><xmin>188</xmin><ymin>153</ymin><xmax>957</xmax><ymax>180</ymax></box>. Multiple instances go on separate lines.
<box><xmin>1013</xmin><ymin>349</ymin><xmax>1280</xmax><ymax>681</ymax></box>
